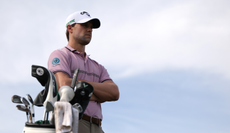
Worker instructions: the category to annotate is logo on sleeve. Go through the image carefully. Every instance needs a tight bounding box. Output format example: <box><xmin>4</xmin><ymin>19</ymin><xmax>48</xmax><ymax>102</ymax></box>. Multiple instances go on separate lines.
<box><xmin>52</xmin><ymin>58</ymin><xmax>60</xmax><ymax>65</ymax></box>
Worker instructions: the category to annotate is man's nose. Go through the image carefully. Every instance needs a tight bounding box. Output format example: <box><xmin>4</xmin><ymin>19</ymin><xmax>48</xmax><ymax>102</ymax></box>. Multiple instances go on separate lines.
<box><xmin>87</xmin><ymin>27</ymin><xmax>92</xmax><ymax>32</ymax></box>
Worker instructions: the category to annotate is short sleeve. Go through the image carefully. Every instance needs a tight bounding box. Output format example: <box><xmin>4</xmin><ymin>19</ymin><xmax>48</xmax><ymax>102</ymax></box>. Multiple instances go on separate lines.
<box><xmin>99</xmin><ymin>65</ymin><xmax>112</xmax><ymax>83</ymax></box>
<box><xmin>47</xmin><ymin>49</ymin><xmax>71</xmax><ymax>77</ymax></box>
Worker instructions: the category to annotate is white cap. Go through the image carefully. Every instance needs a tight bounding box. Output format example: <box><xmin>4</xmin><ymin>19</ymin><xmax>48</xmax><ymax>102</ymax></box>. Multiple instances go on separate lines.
<box><xmin>65</xmin><ymin>11</ymin><xmax>100</xmax><ymax>28</ymax></box>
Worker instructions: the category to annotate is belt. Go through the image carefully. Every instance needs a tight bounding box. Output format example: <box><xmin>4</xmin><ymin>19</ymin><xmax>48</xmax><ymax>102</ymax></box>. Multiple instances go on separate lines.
<box><xmin>82</xmin><ymin>114</ymin><xmax>102</xmax><ymax>126</ymax></box>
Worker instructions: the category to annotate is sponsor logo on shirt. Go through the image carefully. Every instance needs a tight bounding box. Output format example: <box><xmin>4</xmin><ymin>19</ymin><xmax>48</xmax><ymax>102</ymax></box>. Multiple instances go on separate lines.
<box><xmin>52</xmin><ymin>58</ymin><xmax>60</xmax><ymax>65</ymax></box>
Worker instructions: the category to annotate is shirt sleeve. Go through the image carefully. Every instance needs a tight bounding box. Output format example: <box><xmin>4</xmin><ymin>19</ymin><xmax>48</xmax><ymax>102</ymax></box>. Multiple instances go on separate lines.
<box><xmin>47</xmin><ymin>49</ymin><xmax>71</xmax><ymax>77</ymax></box>
<box><xmin>99</xmin><ymin>64</ymin><xmax>112</xmax><ymax>83</ymax></box>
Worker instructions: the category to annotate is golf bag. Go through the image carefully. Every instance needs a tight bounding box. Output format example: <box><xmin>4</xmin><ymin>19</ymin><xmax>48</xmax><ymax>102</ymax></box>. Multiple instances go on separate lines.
<box><xmin>20</xmin><ymin>65</ymin><xmax>94</xmax><ymax>133</ymax></box>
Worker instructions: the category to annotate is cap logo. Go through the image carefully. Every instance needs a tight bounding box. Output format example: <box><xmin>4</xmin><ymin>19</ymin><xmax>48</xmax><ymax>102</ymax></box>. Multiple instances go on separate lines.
<box><xmin>80</xmin><ymin>11</ymin><xmax>90</xmax><ymax>17</ymax></box>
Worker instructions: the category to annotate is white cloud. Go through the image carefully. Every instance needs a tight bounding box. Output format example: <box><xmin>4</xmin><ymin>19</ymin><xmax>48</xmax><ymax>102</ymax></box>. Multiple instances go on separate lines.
<box><xmin>0</xmin><ymin>0</ymin><xmax>230</xmax><ymax>83</ymax></box>
<box><xmin>88</xmin><ymin>0</ymin><xmax>230</xmax><ymax>79</ymax></box>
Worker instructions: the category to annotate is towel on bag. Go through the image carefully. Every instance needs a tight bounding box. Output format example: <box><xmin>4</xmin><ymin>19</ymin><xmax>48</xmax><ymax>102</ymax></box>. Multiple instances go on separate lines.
<box><xmin>54</xmin><ymin>101</ymin><xmax>79</xmax><ymax>133</ymax></box>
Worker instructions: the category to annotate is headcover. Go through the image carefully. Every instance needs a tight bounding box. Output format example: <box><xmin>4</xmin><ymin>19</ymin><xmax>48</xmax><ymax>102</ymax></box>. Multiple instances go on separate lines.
<box><xmin>70</xmin><ymin>81</ymin><xmax>94</xmax><ymax>119</ymax></box>
<box><xmin>32</xmin><ymin>65</ymin><xmax>60</xmax><ymax>106</ymax></box>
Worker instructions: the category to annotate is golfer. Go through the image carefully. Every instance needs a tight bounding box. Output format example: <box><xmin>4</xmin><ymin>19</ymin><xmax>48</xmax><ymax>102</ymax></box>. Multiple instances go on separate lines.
<box><xmin>48</xmin><ymin>11</ymin><xmax>120</xmax><ymax>133</ymax></box>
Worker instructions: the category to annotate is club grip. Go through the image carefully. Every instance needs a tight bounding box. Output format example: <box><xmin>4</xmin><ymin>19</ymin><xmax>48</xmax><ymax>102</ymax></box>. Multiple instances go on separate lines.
<box><xmin>71</xmin><ymin>69</ymin><xmax>79</xmax><ymax>89</ymax></box>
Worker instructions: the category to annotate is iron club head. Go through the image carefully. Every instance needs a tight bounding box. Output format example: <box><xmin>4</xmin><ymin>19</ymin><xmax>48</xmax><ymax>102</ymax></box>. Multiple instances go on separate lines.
<box><xmin>11</xmin><ymin>95</ymin><xmax>22</xmax><ymax>104</ymax></box>
<box><xmin>16</xmin><ymin>105</ymin><xmax>32</xmax><ymax>123</ymax></box>
<box><xmin>16</xmin><ymin>105</ymin><xmax>30</xmax><ymax>113</ymax></box>
<box><xmin>21</xmin><ymin>97</ymin><xmax>30</xmax><ymax>107</ymax></box>
<box><xmin>26</xmin><ymin>94</ymin><xmax>34</xmax><ymax>105</ymax></box>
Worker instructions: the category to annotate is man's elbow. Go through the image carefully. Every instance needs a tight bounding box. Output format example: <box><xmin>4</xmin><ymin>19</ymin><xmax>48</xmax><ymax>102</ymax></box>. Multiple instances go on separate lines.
<box><xmin>114</xmin><ymin>93</ymin><xmax>119</xmax><ymax>101</ymax></box>
<box><xmin>113</xmin><ymin>85</ymin><xmax>120</xmax><ymax>101</ymax></box>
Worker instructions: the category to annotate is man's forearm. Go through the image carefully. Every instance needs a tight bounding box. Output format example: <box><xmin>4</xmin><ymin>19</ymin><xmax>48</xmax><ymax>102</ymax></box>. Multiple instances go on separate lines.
<box><xmin>90</xmin><ymin>94</ymin><xmax>105</xmax><ymax>103</ymax></box>
<box><xmin>84</xmin><ymin>80</ymin><xmax>119</xmax><ymax>102</ymax></box>
<box><xmin>54</xmin><ymin>72</ymin><xmax>119</xmax><ymax>102</ymax></box>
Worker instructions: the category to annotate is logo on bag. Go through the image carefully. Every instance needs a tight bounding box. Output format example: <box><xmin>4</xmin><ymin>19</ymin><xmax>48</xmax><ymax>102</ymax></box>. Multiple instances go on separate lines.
<box><xmin>36</xmin><ymin>68</ymin><xmax>44</xmax><ymax>76</ymax></box>
<box><xmin>52</xmin><ymin>58</ymin><xmax>60</xmax><ymax>65</ymax></box>
<box><xmin>83</xmin><ymin>83</ymin><xmax>88</xmax><ymax>88</ymax></box>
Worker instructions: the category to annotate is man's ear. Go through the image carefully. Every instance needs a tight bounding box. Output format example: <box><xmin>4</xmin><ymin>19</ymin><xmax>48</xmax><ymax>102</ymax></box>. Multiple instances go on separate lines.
<box><xmin>67</xmin><ymin>25</ymin><xmax>73</xmax><ymax>33</ymax></box>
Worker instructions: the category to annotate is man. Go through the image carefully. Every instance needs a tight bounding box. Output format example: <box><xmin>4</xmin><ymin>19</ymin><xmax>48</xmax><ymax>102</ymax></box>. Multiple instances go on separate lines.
<box><xmin>48</xmin><ymin>11</ymin><xmax>120</xmax><ymax>133</ymax></box>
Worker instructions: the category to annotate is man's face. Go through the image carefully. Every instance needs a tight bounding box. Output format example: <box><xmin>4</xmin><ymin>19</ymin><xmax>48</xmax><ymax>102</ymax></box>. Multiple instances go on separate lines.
<box><xmin>71</xmin><ymin>21</ymin><xmax>93</xmax><ymax>45</ymax></box>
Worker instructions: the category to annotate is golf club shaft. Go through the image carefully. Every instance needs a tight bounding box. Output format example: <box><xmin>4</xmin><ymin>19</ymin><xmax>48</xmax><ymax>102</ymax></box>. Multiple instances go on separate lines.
<box><xmin>26</xmin><ymin>94</ymin><xmax>35</xmax><ymax>123</ymax></box>
<box><xmin>31</xmin><ymin>105</ymin><xmax>35</xmax><ymax>123</ymax></box>
<box><xmin>26</xmin><ymin>112</ymin><xmax>29</xmax><ymax>123</ymax></box>
<box><xmin>71</xmin><ymin>69</ymin><xmax>79</xmax><ymax>89</ymax></box>
<box><xmin>43</xmin><ymin>109</ymin><xmax>47</xmax><ymax>124</ymax></box>
<box><xmin>29</xmin><ymin>112</ymin><xmax>32</xmax><ymax>123</ymax></box>
<box><xmin>46</xmin><ymin>111</ymin><xmax>49</xmax><ymax>123</ymax></box>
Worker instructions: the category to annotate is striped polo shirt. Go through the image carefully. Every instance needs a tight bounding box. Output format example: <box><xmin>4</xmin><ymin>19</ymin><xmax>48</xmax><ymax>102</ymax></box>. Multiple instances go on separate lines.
<box><xmin>48</xmin><ymin>45</ymin><xmax>112</xmax><ymax>119</ymax></box>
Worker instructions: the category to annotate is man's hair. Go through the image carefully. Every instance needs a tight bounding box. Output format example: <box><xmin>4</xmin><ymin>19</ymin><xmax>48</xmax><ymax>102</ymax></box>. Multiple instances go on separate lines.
<box><xmin>66</xmin><ymin>23</ymin><xmax>76</xmax><ymax>41</ymax></box>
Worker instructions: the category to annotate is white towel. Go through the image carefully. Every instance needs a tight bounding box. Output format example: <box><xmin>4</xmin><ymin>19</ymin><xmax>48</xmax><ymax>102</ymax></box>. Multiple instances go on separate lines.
<box><xmin>54</xmin><ymin>101</ymin><xmax>79</xmax><ymax>133</ymax></box>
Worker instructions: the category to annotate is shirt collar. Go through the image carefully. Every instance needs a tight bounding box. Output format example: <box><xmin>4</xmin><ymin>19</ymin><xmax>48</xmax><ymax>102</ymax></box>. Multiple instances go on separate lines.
<box><xmin>65</xmin><ymin>45</ymin><xmax>90</xmax><ymax>62</ymax></box>
<box><xmin>66</xmin><ymin>45</ymin><xmax>88</xmax><ymax>54</ymax></box>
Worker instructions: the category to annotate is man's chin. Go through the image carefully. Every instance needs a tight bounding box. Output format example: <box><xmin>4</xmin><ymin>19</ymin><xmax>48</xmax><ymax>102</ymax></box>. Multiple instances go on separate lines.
<box><xmin>79</xmin><ymin>39</ymin><xmax>91</xmax><ymax>46</ymax></box>
<box><xmin>81</xmin><ymin>41</ymin><xmax>90</xmax><ymax>46</ymax></box>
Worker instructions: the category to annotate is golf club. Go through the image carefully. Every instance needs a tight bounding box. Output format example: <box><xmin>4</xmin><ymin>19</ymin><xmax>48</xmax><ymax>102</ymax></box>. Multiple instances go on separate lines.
<box><xmin>71</xmin><ymin>69</ymin><xmax>79</xmax><ymax>89</ymax></box>
<box><xmin>11</xmin><ymin>95</ymin><xmax>23</xmax><ymax>104</ymax></box>
<box><xmin>21</xmin><ymin>97</ymin><xmax>31</xmax><ymax>123</ymax></box>
<box><xmin>16</xmin><ymin>105</ymin><xmax>32</xmax><ymax>123</ymax></box>
<box><xmin>26</xmin><ymin>94</ymin><xmax>35</xmax><ymax>123</ymax></box>
<box><xmin>12</xmin><ymin>95</ymin><xmax>29</xmax><ymax>122</ymax></box>
<box><xmin>43</xmin><ymin>101</ymin><xmax>54</xmax><ymax>124</ymax></box>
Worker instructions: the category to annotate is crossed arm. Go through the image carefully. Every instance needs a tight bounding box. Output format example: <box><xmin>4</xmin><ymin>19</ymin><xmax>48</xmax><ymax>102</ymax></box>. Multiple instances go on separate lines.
<box><xmin>54</xmin><ymin>72</ymin><xmax>120</xmax><ymax>103</ymax></box>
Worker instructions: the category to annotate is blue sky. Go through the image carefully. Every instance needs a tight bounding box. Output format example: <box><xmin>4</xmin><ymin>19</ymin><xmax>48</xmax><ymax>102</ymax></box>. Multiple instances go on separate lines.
<box><xmin>0</xmin><ymin>0</ymin><xmax>230</xmax><ymax>133</ymax></box>
<box><xmin>101</xmin><ymin>70</ymin><xmax>230</xmax><ymax>133</ymax></box>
